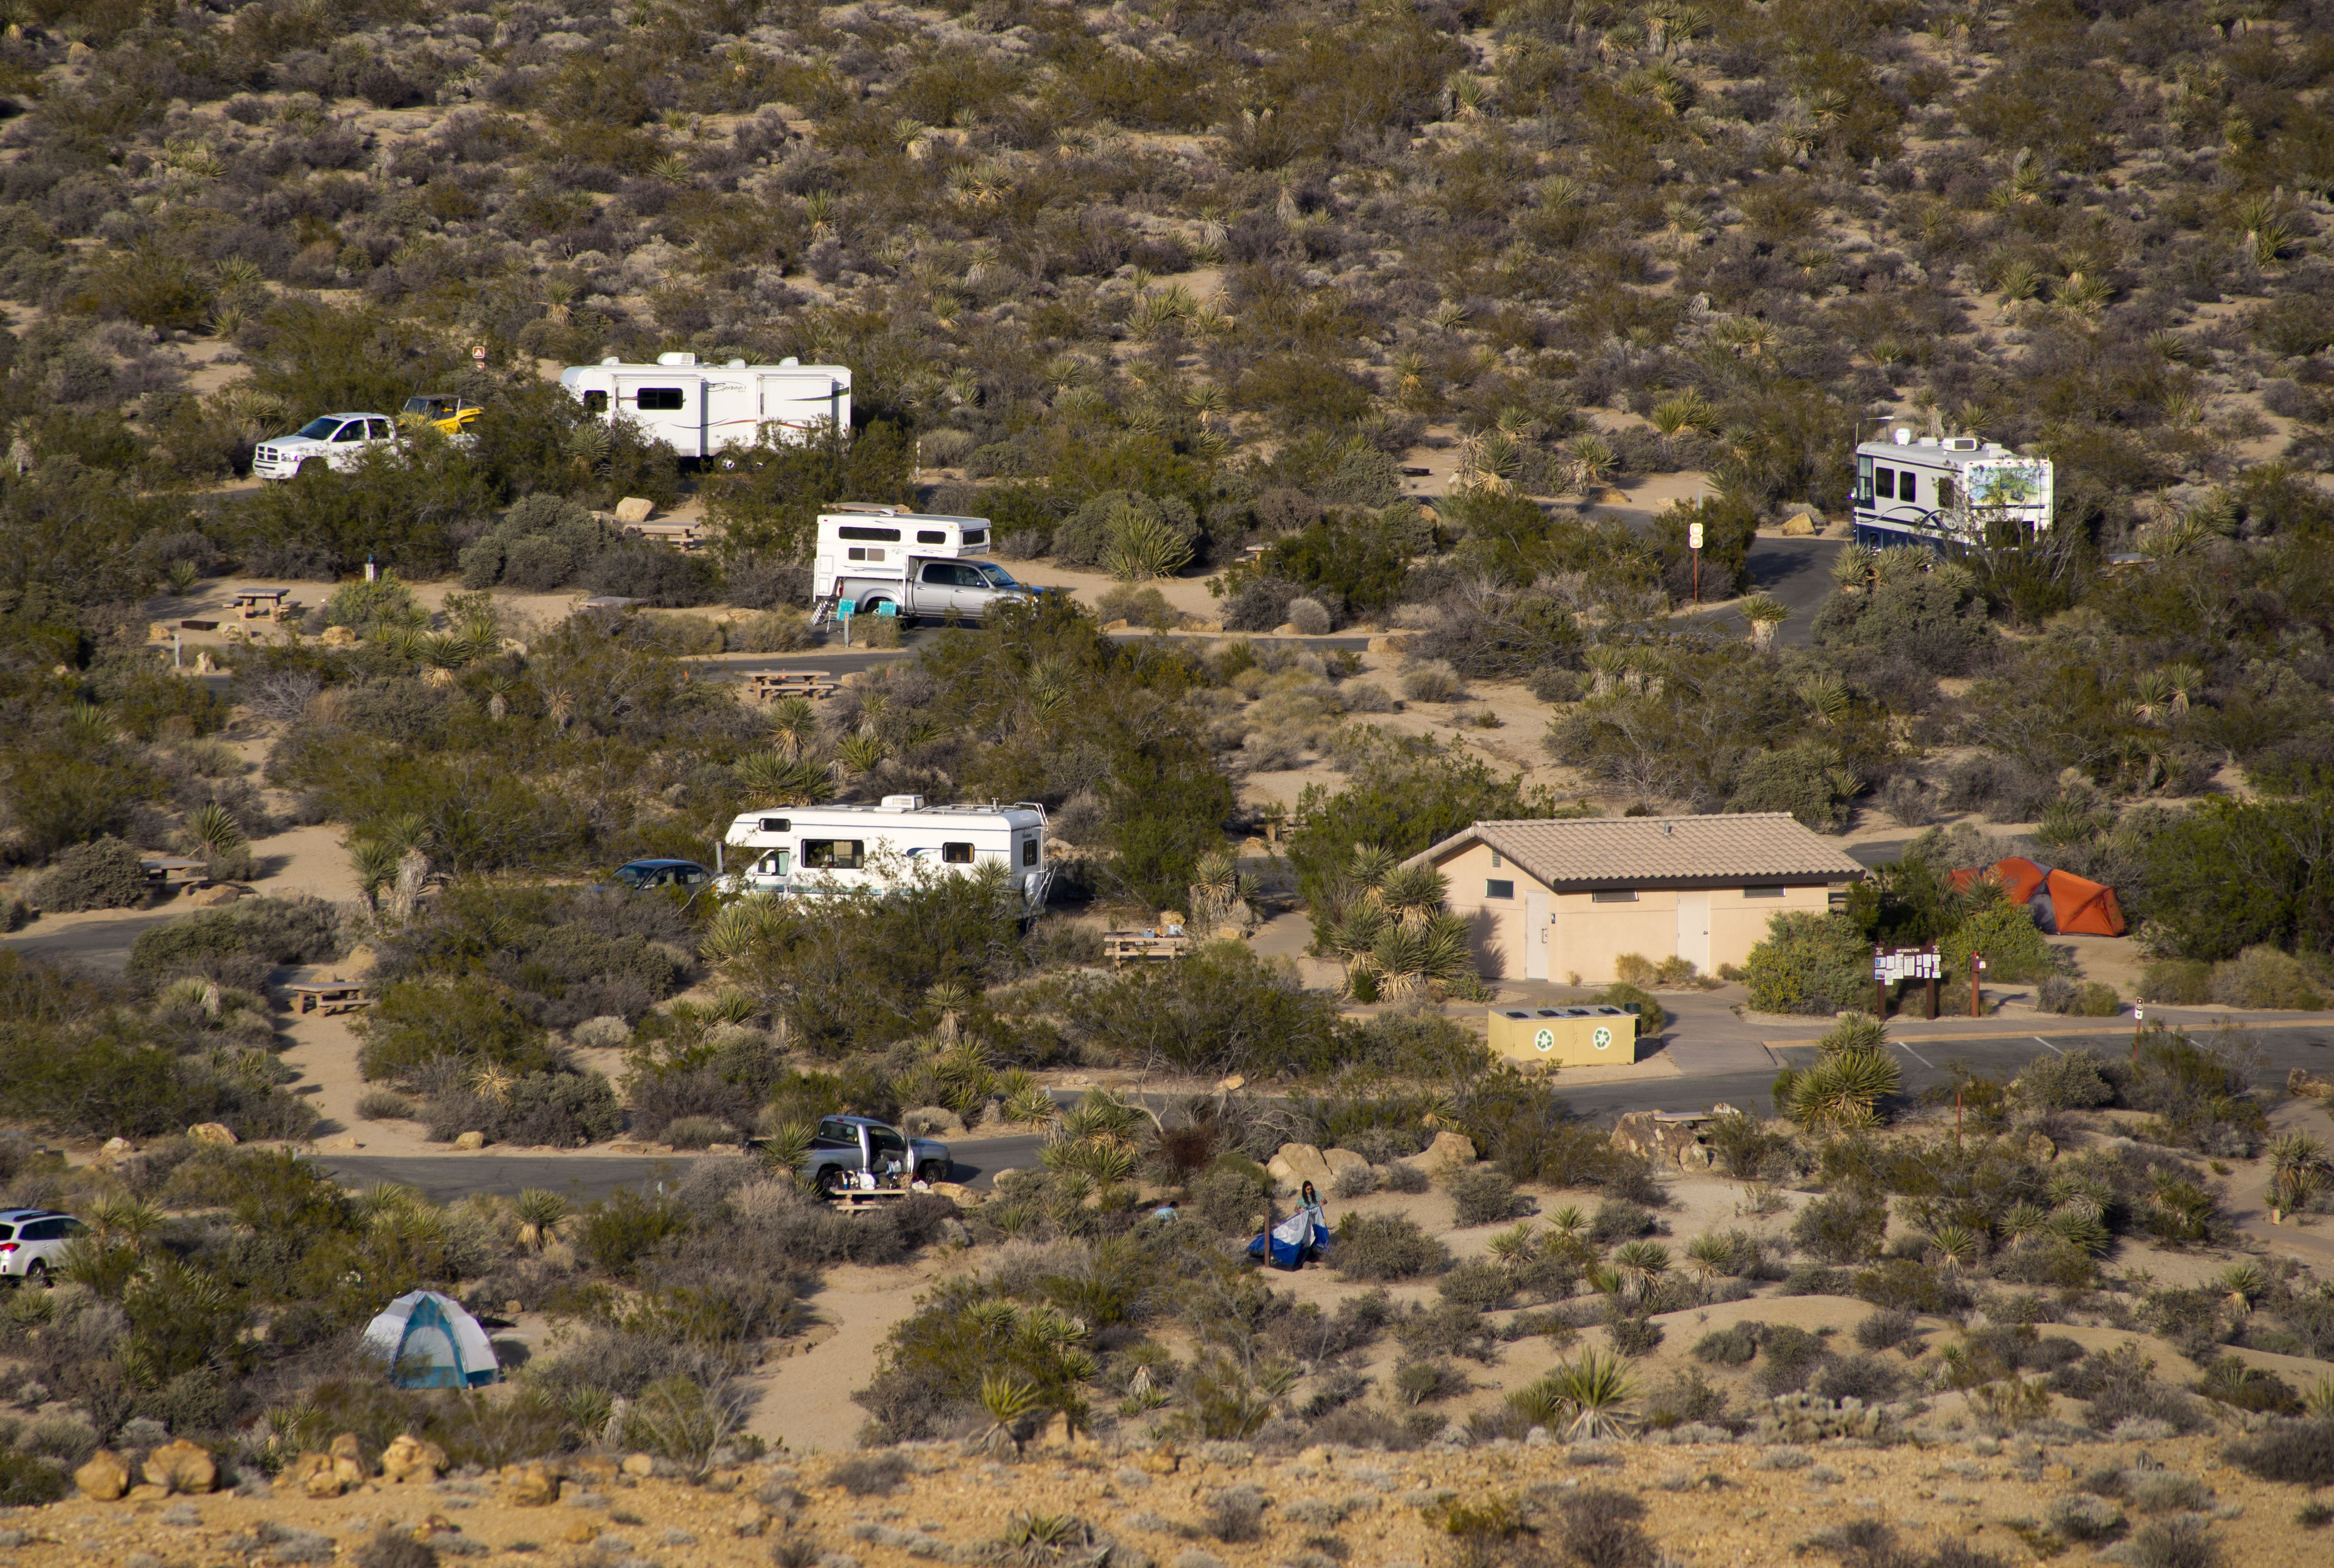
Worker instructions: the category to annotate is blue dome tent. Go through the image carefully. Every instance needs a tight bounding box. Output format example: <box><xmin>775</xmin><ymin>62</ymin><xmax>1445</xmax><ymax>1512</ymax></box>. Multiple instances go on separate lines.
<box><xmin>360</xmin><ymin>1290</ymin><xmax>500</xmax><ymax>1389</ymax></box>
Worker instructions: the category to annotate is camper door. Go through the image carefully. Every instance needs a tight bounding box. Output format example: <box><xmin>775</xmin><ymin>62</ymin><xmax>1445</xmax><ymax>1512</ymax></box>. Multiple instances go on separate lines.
<box><xmin>705</xmin><ymin>376</ymin><xmax>757</xmax><ymax>452</ymax></box>
<box><xmin>615</xmin><ymin>374</ymin><xmax>700</xmax><ymax>456</ymax></box>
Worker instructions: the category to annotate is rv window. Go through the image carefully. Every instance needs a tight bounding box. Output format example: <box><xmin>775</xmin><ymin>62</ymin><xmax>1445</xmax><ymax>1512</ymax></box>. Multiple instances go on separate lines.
<box><xmin>942</xmin><ymin>842</ymin><xmax>975</xmax><ymax>864</ymax></box>
<box><xmin>756</xmin><ymin>851</ymin><xmax>791</xmax><ymax>876</ymax></box>
<box><xmin>963</xmin><ymin>529</ymin><xmax>987</xmax><ymax>547</ymax></box>
<box><xmin>1856</xmin><ymin>454</ymin><xmax>1873</xmax><ymax>501</ymax></box>
<box><xmin>802</xmin><ymin>839</ymin><xmax>864</xmax><ymax>870</ymax></box>
<box><xmin>758</xmin><ymin>817</ymin><xmax>790</xmax><ymax>833</ymax></box>
<box><xmin>1021</xmin><ymin>838</ymin><xmax>1038</xmax><ymax>868</ymax></box>
<box><xmin>848</xmin><ymin>547</ymin><xmax>887</xmax><ymax>563</ymax></box>
<box><xmin>635</xmin><ymin>388</ymin><xmax>686</xmax><ymax>411</ymax></box>
<box><xmin>583</xmin><ymin>390</ymin><xmax>608</xmax><ymax>415</ymax></box>
<box><xmin>838</xmin><ymin>526</ymin><xmax>903</xmax><ymax>542</ymax></box>
<box><xmin>1875</xmin><ymin>466</ymin><xmax>1895</xmax><ymax>498</ymax></box>
<box><xmin>1937</xmin><ymin>477</ymin><xmax>1955</xmax><ymax>507</ymax></box>
<box><xmin>917</xmin><ymin>529</ymin><xmax>948</xmax><ymax>544</ymax></box>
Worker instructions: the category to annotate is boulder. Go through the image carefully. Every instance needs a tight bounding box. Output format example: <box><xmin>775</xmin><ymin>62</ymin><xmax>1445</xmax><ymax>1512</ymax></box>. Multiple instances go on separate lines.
<box><xmin>188</xmin><ymin>885</ymin><xmax>241</xmax><ymax>907</ymax></box>
<box><xmin>283</xmin><ymin>1453</ymin><xmax>343</xmax><ymax>1498</ymax></box>
<box><xmin>1320</xmin><ymin>1148</ymin><xmax>1371</xmax><ymax>1188</ymax></box>
<box><xmin>453</xmin><ymin>1130</ymin><xmax>487</xmax><ymax>1150</ymax></box>
<box><xmin>186</xmin><ymin>1122</ymin><xmax>238</xmax><ymax>1146</ymax></box>
<box><xmin>732</xmin><ymin>1501</ymin><xmax>772</xmax><ymax>1538</ymax></box>
<box><xmin>1401</xmin><ymin>1130</ymin><xmax>1477</xmax><ymax>1175</ymax></box>
<box><xmin>143</xmin><ymin>1439</ymin><xmax>218</xmax><ymax>1495</ymax></box>
<box><xmin>93</xmin><ymin>1135</ymin><xmax>135</xmax><ymax>1167</ymax></box>
<box><xmin>1266</xmin><ymin>1142</ymin><xmax>1334</xmax><ymax>1196</ymax></box>
<box><xmin>1778</xmin><ymin>512</ymin><xmax>1819</xmax><ymax>536</ymax></box>
<box><xmin>380</xmin><ymin>1434</ymin><xmax>448</xmax><ymax>1484</ymax></box>
<box><xmin>75</xmin><ymin>1450</ymin><xmax>130</xmax><ymax>1501</ymax></box>
<box><xmin>621</xmin><ymin>1453</ymin><xmax>656</xmax><ymax>1478</ymax></box>
<box><xmin>613</xmin><ymin>497</ymin><xmax>656</xmax><ymax>524</ymax></box>
<box><xmin>2025</xmin><ymin>1132</ymin><xmax>2057</xmax><ymax>1164</ymax></box>
<box><xmin>148</xmin><ymin>622</ymin><xmax>172</xmax><ymax>643</ymax></box>
<box><xmin>319</xmin><ymin>625</ymin><xmax>359</xmax><ymax>647</ymax></box>
<box><xmin>1610</xmin><ymin>1111</ymin><xmax>1716</xmax><ymax>1172</ymax></box>
<box><xmin>504</xmin><ymin>1463</ymin><xmax>562</xmax><ymax>1507</ymax></box>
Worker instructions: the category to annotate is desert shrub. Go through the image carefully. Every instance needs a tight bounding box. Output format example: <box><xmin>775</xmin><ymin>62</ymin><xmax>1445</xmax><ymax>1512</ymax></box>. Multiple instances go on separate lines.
<box><xmin>1790</xmin><ymin>1192</ymin><xmax>1888</xmax><ymax>1265</ymax></box>
<box><xmin>423</xmin><ymin>1071</ymin><xmax>621</xmax><ymax>1147</ymax></box>
<box><xmin>32</xmin><ymin>836</ymin><xmax>149</xmax><ymax>912</ymax></box>
<box><xmin>2051</xmin><ymin>1493</ymin><xmax>2127</xmax><ymax>1544</ymax></box>
<box><xmin>359</xmin><ymin>976</ymin><xmax>559</xmax><ymax>1083</ymax></box>
<box><xmin>1850</xmin><ymin>1257</ymin><xmax>1973</xmax><ymax>1316</ymax></box>
<box><xmin>0</xmin><ymin>1444</ymin><xmax>69</xmax><ymax>1506</ymax></box>
<box><xmin>2206</xmin><ymin>946</ymin><xmax>2324</xmax><ymax>1009</ymax></box>
<box><xmin>1399</xmin><ymin>664</ymin><xmax>1463</xmax><ymax>703</ymax></box>
<box><xmin>1587</xmin><ymin>1199</ymin><xmax>1659</xmax><ymax>1245</ymax></box>
<box><xmin>1813</xmin><ymin>1353</ymin><xmax>1904</xmax><ymax>1403</ymax></box>
<box><xmin>1189</xmin><ymin>1156</ymin><xmax>1272</xmax><ymax>1236</ymax></box>
<box><xmin>1052</xmin><ymin>491</ymin><xmax>1200</xmax><ymax>571</ymax></box>
<box><xmin>2223</xmin><ymin>1418</ymin><xmax>2334</xmax><ymax>1486</ymax></box>
<box><xmin>2037</xmin><ymin>977</ymin><xmax>2122</xmax><ymax>1016</ymax></box>
<box><xmin>1855</xmin><ymin>1310</ymin><xmax>1920</xmax><ymax>1352</ymax></box>
<box><xmin>1447</xmin><ymin>1167</ymin><xmax>1528</xmax><ymax>1228</ymax></box>
<box><xmin>1382</xmin><ymin>1161</ymin><xmax>1430</xmax><ymax>1194</ymax></box>
<box><xmin>127</xmin><ymin>895</ymin><xmax>344</xmax><ymax>989</ymax></box>
<box><xmin>1551</xmin><ymin>1487</ymin><xmax>1655</xmax><ymax>1568</ymax></box>
<box><xmin>356</xmin><ymin>1090</ymin><xmax>414</xmax><ymax>1120</ymax></box>
<box><xmin>2125</xmin><ymin>1516</ymin><xmax>2216</xmax><ymax>1568</ymax></box>
<box><xmin>1939</xmin><ymin>898</ymin><xmax>2056</xmax><ymax>986</ymax></box>
<box><xmin>458</xmin><ymin>494</ymin><xmax>618</xmax><ymax>591</ymax></box>
<box><xmin>2015</xmin><ymin>1047</ymin><xmax>2116</xmax><ymax>1110</ymax></box>
<box><xmin>830</xmin><ymin>1453</ymin><xmax>908</xmax><ymax>1496</ymax></box>
<box><xmin>1756</xmin><ymin>1325</ymin><xmax>1831</xmax><ymax>1395</ymax></box>
<box><xmin>1743</xmin><ymin>912</ymin><xmax>1870</xmax><ymax>1015</ymax></box>
<box><xmin>1436</xmin><ymin>1261</ymin><xmax>1514</xmax><ymax>1312</ymax></box>
<box><xmin>1333</xmin><ymin>1213</ymin><xmax>1450</xmax><ymax>1281</ymax></box>
<box><xmin>2138</xmin><ymin>960</ymin><xmax>2211</xmax><ymax>1005</ymax></box>
<box><xmin>1205</xmin><ymin>1483</ymin><xmax>1267</xmax><ymax>1542</ymax></box>
<box><xmin>1694</xmin><ymin>1323</ymin><xmax>1760</xmax><ymax>1366</ymax></box>
<box><xmin>586</xmin><ymin>546</ymin><xmax>721</xmax><ymax>607</ymax></box>
<box><xmin>1286</xmin><ymin>596</ymin><xmax>1332</xmax><ymax>635</ymax></box>
<box><xmin>2124</xmin><ymin>1026</ymin><xmax>2265</xmax><ymax>1156</ymax></box>
<box><xmin>354</xmin><ymin>1524</ymin><xmax>439</xmax><ymax>1568</ymax></box>
<box><xmin>2055</xmin><ymin>1342</ymin><xmax>2209</xmax><ymax>1434</ymax></box>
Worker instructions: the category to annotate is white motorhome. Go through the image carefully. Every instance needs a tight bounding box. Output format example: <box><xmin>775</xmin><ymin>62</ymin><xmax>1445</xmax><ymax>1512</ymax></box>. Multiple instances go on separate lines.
<box><xmin>1849</xmin><ymin>427</ymin><xmax>2053</xmax><ymax>548</ymax></box>
<box><xmin>559</xmin><ymin>355</ymin><xmax>851</xmax><ymax>459</ymax></box>
<box><xmin>721</xmin><ymin>796</ymin><xmax>1052</xmax><ymax>911</ymax></box>
<box><xmin>811</xmin><ymin>503</ymin><xmax>1035</xmax><ymax>625</ymax></box>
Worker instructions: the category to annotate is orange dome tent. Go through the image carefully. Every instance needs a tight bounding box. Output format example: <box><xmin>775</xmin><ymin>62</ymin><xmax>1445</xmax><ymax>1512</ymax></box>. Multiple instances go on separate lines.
<box><xmin>1947</xmin><ymin>858</ymin><xmax>2126</xmax><ymax>937</ymax></box>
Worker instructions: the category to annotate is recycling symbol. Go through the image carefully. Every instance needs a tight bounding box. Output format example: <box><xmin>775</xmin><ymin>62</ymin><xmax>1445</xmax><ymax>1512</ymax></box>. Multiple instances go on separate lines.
<box><xmin>1533</xmin><ymin>1028</ymin><xmax>1554</xmax><ymax>1053</ymax></box>
<box><xmin>1592</xmin><ymin>1026</ymin><xmax>1614</xmax><ymax>1051</ymax></box>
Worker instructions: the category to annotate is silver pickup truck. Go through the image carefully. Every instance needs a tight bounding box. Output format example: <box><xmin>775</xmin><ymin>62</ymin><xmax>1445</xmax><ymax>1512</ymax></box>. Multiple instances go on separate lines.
<box><xmin>832</xmin><ymin>558</ymin><xmax>1037</xmax><ymax>626</ymax></box>
<box><xmin>804</xmin><ymin>1114</ymin><xmax>953</xmax><ymax>1194</ymax></box>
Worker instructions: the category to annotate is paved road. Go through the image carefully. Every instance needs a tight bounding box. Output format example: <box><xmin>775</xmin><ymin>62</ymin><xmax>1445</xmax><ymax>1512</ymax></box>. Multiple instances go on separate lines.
<box><xmin>1</xmin><ymin>913</ymin><xmax>182</xmax><ymax>975</ymax></box>
<box><xmin>314</xmin><ymin>1132</ymin><xmax>1053</xmax><ymax>1205</ymax></box>
<box><xmin>1686</xmin><ymin>536</ymin><xmax>1841</xmax><ymax>648</ymax></box>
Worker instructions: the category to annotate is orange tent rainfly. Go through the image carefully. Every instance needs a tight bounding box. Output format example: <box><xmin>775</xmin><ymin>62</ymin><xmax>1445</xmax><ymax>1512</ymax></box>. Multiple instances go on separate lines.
<box><xmin>1948</xmin><ymin>857</ymin><xmax>2127</xmax><ymax>937</ymax></box>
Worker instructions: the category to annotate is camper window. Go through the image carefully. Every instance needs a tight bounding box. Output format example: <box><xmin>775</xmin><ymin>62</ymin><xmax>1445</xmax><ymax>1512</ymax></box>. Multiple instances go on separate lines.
<box><xmin>1875</xmin><ymin>467</ymin><xmax>1895</xmax><ymax>498</ymax></box>
<box><xmin>963</xmin><ymin>529</ymin><xmax>987</xmax><ymax>547</ymax></box>
<box><xmin>803</xmin><ymin>839</ymin><xmax>864</xmax><ymax>870</ymax></box>
<box><xmin>635</xmin><ymin>388</ymin><xmax>686</xmax><ymax>410</ymax></box>
<box><xmin>1021</xmin><ymin>838</ymin><xmax>1038</xmax><ymax>868</ymax></box>
<box><xmin>847</xmin><ymin>546</ymin><xmax>885</xmax><ymax>562</ymax></box>
<box><xmin>942</xmin><ymin>842</ymin><xmax>975</xmax><ymax>864</ymax></box>
<box><xmin>917</xmin><ymin>529</ymin><xmax>948</xmax><ymax>543</ymax></box>
<box><xmin>1937</xmin><ymin>476</ymin><xmax>1956</xmax><ymax>507</ymax></box>
<box><xmin>756</xmin><ymin>851</ymin><xmax>790</xmax><ymax>876</ymax></box>
<box><xmin>758</xmin><ymin>817</ymin><xmax>790</xmax><ymax>833</ymax></box>
<box><xmin>584</xmin><ymin>391</ymin><xmax>608</xmax><ymax>415</ymax></box>
<box><xmin>839</xmin><ymin>525</ymin><xmax>903</xmax><ymax>541</ymax></box>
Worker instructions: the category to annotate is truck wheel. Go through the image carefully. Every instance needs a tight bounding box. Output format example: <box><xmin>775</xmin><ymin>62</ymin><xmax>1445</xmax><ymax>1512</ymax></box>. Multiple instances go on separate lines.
<box><xmin>296</xmin><ymin>457</ymin><xmax>326</xmax><ymax>477</ymax></box>
<box><xmin>816</xmin><ymin>1166</ymin><xmax>847</xmax><ymax>1199</ymax></box>
<box><xmin>917</xmin><ymin>1159</ymin><xmax>949</xmax><ymax>1185</ymax></box>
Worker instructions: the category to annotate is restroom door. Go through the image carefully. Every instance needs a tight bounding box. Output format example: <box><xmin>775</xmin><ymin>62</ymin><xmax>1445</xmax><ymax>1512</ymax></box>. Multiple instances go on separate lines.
<box><xmin>1676</xmin><ymin>891</ymin><xmax>1710</xmax><ymax>974</ymax></box>
<box><xmin>1525</xmin><ymin>892</ymin><xmax>1549</xmax><ymax>980</ymax></box>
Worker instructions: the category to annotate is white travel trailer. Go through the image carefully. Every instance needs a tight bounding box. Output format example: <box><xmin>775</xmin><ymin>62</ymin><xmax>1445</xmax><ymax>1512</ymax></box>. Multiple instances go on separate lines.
<box><xmin>559</xmin><ymin>355</ymin><xmax>851</xmax><ymax>459</ymax></box>
<box><xmin>721</xmin><ymin>796</ymin><xmax>1052</xmax><ymax>911</ymax></box>
<box><xmin>1849</xmin><ymin>427</ymin><xmax>2053</xmax><ymax>548</ymax></box>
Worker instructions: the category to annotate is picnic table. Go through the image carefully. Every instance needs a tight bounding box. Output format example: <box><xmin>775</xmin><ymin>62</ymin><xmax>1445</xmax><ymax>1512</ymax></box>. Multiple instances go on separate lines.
<box><xmin>140</xmin><ymin>856</ymin><xmax>209</xmax><ymax>888</ymax></box>
<box><xmin>744</xmin><ymin>670</ymin><xmax>838</xmax><ymax>700</ymax></box>
<box><xmin>1104</xmin><ymin>928</ymin><xmax>1190</xmax><ymax>965</ymax></box>
<box><xmin>231</xmin><ymin>588</ymin><xmax>292</xmax><ymax>618</ymax></box>
<box><xmin>286</xmin><ymin>981</ymin><xmax>372</xmax><ymax>1015</ymax></box>
<box><xmin>623</xmin><ymin>521</ymin><xmax>706</xmax><ymax>551</ymax></box>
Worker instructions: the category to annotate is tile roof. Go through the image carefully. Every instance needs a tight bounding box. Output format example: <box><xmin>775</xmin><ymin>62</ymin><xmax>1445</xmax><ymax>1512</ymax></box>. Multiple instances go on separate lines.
<box><xmin>1404</xmin><ymin>813</ymin><xmax>1868</xmax><ymax>889</ymax></box>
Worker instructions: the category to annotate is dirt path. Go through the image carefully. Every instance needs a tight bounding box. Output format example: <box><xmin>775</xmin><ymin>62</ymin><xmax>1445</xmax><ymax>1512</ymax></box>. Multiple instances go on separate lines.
<box><xmin>740</xmin><ymin>1261</ymin><xmax>948</xmax><ymax>1455</ymax></box>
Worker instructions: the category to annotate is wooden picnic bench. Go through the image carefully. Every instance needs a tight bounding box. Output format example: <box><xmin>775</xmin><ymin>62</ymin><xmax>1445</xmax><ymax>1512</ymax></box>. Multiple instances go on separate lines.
<box><xmin>231</xmin><ymin>588</ymin><xmax>293</xmax><ymax>619</ymax></box>
<box><xmin>286</xmin><ymin>981</ymin><xmax>373</xmax><ymax>1015</ymax></box>
<box><xmin>744</xmin><ymin>670</ymin><xmax>838</xmax><ymax>700</ymax></box>
<box><xmin>140</xmin><ymin>856</ymin><xmax>208</xmax><ymax>889</ymax></box>
<box><xmin>1104</xmin><ymin>929</ymin><xmax>1190</xmax><ymax>966</ymax></box>
<box><xmin>623</xmin><ymin>521</ymin><xmax>707</xmax><ymax>552</ymax></box>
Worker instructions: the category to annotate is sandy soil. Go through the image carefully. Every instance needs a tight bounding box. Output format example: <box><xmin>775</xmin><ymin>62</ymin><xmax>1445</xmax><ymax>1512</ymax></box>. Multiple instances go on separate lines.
<box><xmin>737</xmin><ymin>1260</ymin><xmax>954</xmax><ymax>1456</ymax></box>
<box><xmin>15</xmin><ymin>1421</ymin><xmax>2329</xmax><ymax>1568</ymax></box>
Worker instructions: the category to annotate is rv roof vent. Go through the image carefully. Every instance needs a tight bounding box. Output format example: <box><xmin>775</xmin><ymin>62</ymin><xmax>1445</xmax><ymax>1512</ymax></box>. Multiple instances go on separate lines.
<box><xmin>780</xmin><ymin>356</ymin><xmax>799</xmax><ymax>367</ymax></box>
<box><xmin>1892</xmin><ymin>427</ymin><xmax>1912</xmax><ymax>445</ymax></box>
<box><xmin>601</xmin><ymin>357</ymin><xmax>621</xmax><ymax>366</ymax></box>
<box><xmin>831</xmin><ymin>502</ymin><xmax>901</xmax><ymax>515</ymax></box>
<box><xmin>880</xmin><ymin>794</ymin><xmax>926</xmax><ymax>810</ymax></box>
<box><xmin>728</xmin><ymin>358</ymin><xmax>748</xmax><ymax>369</ymax></box>
<box><xmin>656</xmin><ymin>351</ymin><xmax>697</xmax><ymax>367</ymax></box>
<box><xmin>1942</xmin><ymin>437</ymin><xmax>1978</xmax><ymax>451</ymax></box>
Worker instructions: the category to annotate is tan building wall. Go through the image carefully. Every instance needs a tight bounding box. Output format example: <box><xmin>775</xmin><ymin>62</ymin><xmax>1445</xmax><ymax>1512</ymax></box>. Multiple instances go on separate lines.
<box><xmin>1432</xmin><ymin>840</ymin><xmax>1837</xmax><ymax>984</ymax></box>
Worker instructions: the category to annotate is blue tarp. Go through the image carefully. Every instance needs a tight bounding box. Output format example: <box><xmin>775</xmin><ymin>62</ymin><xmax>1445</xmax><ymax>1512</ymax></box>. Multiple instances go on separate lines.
<box><xmin>1248</xmin><ymin>1205</ymin><xmax>1332</xmax><ymax>1270</ymax></box>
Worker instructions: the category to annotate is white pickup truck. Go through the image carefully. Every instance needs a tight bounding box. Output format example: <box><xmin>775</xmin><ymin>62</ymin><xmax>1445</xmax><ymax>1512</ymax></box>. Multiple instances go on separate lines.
<box><xmin>252</xmin><ymin>413</ymin><xmax>400</xmax><ymax>480</ymax></box>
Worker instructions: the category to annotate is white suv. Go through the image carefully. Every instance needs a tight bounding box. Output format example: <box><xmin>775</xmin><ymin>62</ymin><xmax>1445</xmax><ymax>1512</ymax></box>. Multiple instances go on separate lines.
<box><xmin>253</xmin><ymin>413</ymin><xmax>400</xmax><ymax>480</ymax></box>
<box><xmin>0</xmin><ymin>1209</ymin><xmax>83</xmax><ymax>1286</ymax></box>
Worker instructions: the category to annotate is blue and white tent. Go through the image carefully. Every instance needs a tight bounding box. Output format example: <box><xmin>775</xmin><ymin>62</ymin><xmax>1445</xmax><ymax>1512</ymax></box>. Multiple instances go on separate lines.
<box><xmin>1247</xmin><ymin>1205</ymin><xmax>1332</xmax><ymax>1271</ymax></box>
<box><xmin>360</xmin><ymin>1290</ymin><xmax>500</xmax><ymax>1389</ymax></box>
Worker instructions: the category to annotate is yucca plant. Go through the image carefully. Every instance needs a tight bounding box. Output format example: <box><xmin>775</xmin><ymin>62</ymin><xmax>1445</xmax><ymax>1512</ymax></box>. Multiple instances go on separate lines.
<box><xmin>1926</xmin><ymin>1224</ymin><xmax>1983</xmax><ymax>1269</ymax></box>
<box><xmin>979</xmin><ymin>1373</ymin><xmax>1044</xmax><ymax>1457</ymax></box>
<box><xmin>761</xmin><ymin>1120</ymin><xmax>815</xmax><ymax>1181</ymax></box>
<box><xmin>2219</xmin><ymin>1260</ymin><xmax>2268</xmax><ymax>1313</ymax></box>
<box><xmin>515</xmin><ymin>1189</ymin><xmax>568</xmax><ymax>1252</ymax></box>
<box><xmin>1506</xmin><ymin>1376</ymin><xmax>1566</xmax><ymax>1428</ymax></box>
<box><xmin>836</xmin><ymin>733</ymin><xmax>889</xmax><ymax>776</ymax></box>
<box><xmin>1486</xmin><ymin>1221</ymin><xmax>1539</xmax><ymax>1276</ymax></box>
<box><xmin>1104</xmin><ymin>510</ymin><xmax>1193</xmax><ymax>582</ymax></box>
<box><xmin>1684</xmin><ymin>1232</ymin><xmax>1731</xmax><ymax>1279</ymax></box>
<box><xmin>1787</xmin><ymin>1046</ymin><xmax>1901</xmax><ymax>1129</ymax></box>
<box><xmin>735</xmin><ymin>752</ymin><xmax>835</xmax><ymax>804</ymax></box>
<box><xmin>1544</xmin><ymin>1349</ymin><xmax>1638</xmax><ymax>1441</ymax></box>
<box><xmin>1611</xmin><ymin>1240</ymin><xmax>1671</xmax><ymax>1291</ymax></box>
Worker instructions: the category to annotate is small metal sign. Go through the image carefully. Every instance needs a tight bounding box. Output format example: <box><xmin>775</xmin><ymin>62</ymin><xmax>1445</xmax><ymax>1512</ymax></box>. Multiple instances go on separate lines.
<box><xmin>1688</xmin><ymin>522</ymin><xmax>1704</xmax><ymax>550</ymax></box>
<box><xmin>836</xmin><ymin>599</ymin><xmax>857</xmax><ymax>618</ymax></box>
